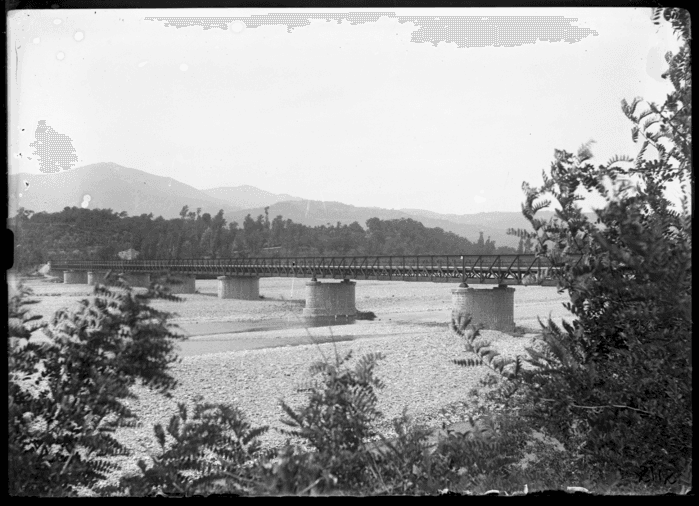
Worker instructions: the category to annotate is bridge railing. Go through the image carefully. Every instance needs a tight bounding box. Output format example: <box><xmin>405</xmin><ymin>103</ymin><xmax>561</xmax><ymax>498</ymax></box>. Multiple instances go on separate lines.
<box><xmin>48</xmin><ymin>254</ymin><xmax>583</xmax><ymax>285</ymax></box>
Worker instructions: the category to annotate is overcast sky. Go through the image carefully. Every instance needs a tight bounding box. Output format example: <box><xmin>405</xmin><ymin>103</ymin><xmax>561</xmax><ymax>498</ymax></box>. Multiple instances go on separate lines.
<box><xmin>8</xmin><ymin>7</ymin><xmax>681</xmax><ymax>214</ymax></box>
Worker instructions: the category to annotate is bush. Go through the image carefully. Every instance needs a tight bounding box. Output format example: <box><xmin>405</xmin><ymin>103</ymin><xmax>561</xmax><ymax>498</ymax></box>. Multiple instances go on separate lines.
<box><xmin>8</xmin><ymin>274</ymin><xmax>185</xmax><ymax>496</ymax></box>
<box><xmin>119</xmin><ymin>397</ymin><xmax>269</xmax><ymax>496</ymax></box>
<box><xmin>270</xmin><ymin>350</ymin><xmax>386</xmax><ymax>494</ymax></box>
<box><xmin>484</xmin><ymin>10</ymin><xmax>693</xmax><ymax>489</ymax></box>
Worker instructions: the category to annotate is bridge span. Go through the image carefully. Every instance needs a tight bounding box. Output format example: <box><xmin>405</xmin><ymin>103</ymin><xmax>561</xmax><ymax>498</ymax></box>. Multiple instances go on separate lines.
<box><xmin>50</xmin><ymin>255</ymin><xmax>573</xmax><ymax>333</ymax></box>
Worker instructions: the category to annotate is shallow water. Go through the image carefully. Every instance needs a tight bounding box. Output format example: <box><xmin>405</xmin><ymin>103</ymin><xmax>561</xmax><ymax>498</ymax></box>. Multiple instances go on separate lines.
<box><xmin>175</xmin><ymin>316</ymin><xmax>357</xmax><ymax>337</ymax></box>
<box><xmin>174</xmin><ymin>310</ymin><xmax>450</xmax><ymax>357</ymax></box>
<box><xmin>175</xmin><ymin>333</ymin><xmax>359</xmax><ymax>357</ymax></box>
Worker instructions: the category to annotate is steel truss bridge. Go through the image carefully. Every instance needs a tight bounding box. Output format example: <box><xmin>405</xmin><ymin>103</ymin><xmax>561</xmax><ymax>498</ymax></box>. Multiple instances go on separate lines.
<box><xmin>50</xmin><ymin>255</ymin><xmax>579</xmax><ymax>286</ymax></box>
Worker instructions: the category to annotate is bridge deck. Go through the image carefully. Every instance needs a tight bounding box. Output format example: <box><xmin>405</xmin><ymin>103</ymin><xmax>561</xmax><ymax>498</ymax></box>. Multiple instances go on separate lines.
<box><xmin>50</xmin><ymin>255</ymin><xmax>574</xmax><ymax>286</ymax></box>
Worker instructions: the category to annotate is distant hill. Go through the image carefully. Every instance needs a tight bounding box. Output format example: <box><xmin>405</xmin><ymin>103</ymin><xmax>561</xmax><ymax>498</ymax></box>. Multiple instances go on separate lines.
<box><xmin>8</xmin><ymin>163</ymin><xmax>242</xmax><ymax>219</ymax></box>
<box><xmin>401</xmin><ymin>208</ymin><xmax>598</xmax><ymax>246</ymax></box>
<box><xmin>203</xmin><ymin>185</ymin><xmax>304</xmax><ymax>209</ymax></box>
<box><xmin>227</xmin><ymin>201</ymin><xmax>525</xmax><ymax>248</ymax></box>
<box><xmin>9</xmin><ymin>163</ymin><xmax>583</xmax><ymax>250</ymax></box>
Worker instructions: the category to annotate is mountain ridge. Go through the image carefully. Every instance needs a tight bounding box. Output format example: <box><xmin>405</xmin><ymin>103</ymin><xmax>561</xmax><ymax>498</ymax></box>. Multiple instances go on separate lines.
<box><xmin>202</xmin><ymin>185</ymin><xmax>305</xmax><ymax>209</ymax></box>
<box><xmin>9</xmin><ymin>163</ymin><xmax>549</xmax><ymax>248</ymax></box>
<box><xmin>9</xmin><ymin>162</ymin><xmax>242</xmax><ymax>219</ymax></box>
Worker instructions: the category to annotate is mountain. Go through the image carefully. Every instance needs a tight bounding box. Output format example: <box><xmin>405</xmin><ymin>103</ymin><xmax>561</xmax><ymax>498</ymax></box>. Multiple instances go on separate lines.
<box><xmin>202</xmin><ymin>185</ymin><xmax>304</xmax><ymax>209</ymax></box>
<box><xmin>9</xmin><ymin>163</ymin><xmax>573</xmax><ymax>249</ymax></box>
<box><xmin>227</xmin><ymin>200</ymin><xmax>523</xmax><ymax>248</ymax></box>
<box><xmin>8</xmin><ymin>163</ymin><xmax>242</xmax><ymax>219</ymax></box>
<box><xmin>400</xmin><ymin>208</ymin><xmax>542</xmax><ymax>244</ymax></box>
<box><xmin>401</xmin><ymin>208</ymin><xmax>598</xmax><ymax>246</ymax></box>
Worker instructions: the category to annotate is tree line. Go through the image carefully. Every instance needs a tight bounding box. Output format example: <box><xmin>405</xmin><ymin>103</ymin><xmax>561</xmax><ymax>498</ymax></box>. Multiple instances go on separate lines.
<box><xmin>9</xmin><ymin>204</ymin><xmax>525</xmax><ymax>270</ymax></box>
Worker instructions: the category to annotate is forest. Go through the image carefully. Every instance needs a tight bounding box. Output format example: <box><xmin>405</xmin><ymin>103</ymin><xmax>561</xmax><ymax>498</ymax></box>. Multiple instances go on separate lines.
<box><xmin>9</xmin><ymin>204</ymin><xmax>525</xmax><ymax>270</ymax></box>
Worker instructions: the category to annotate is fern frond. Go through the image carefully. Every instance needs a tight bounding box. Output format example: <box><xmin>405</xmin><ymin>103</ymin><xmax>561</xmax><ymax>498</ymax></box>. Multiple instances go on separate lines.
<box><xmin>641</xmin><ymin>116</ymin><xmax>661</xmax><ymax>133</ymax></box>
<box><xmin>295</xmin><ymin>379</ymin><xmax>322</xmax><ymax>392</ymax></box>
<box><xmin>606</xmin><ymin>154</ymin><xmax>634</xmax><ymax>169</ymax></box>
<box><xmin>453</xmin><ymin>358</ymin><xmax>484</xmax><ymax>367</ymax></box>
<box><xmin>621</xmin><ymin>97</ymin><xmax>643</xmax><ymax>118</ymax></box>
<box><xmin>531</xmin><ymin>199</ymin><xmax>552</xmax><ymax>214</ymax></box>
<box><xmin>506</xmin><ymin>228</ymin><xmax>535</xmax><ymax>239</ymax></box>
<box><xmin>631</xmin><ymin>125</ymin><xmax>640</xmax><ymax>143</ymax></box>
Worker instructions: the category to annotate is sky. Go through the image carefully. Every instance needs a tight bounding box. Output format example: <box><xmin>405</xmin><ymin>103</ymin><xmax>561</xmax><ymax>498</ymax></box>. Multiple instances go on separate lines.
<box><xmin>7</xmin><ymin>7</ymin><xmax>683</xmax><ymax>215</ymax></box>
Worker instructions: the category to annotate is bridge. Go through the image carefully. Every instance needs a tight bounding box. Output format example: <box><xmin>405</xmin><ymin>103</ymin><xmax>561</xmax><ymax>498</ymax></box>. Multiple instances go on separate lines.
<box><xmin>49</xmin><ymin>255</ymin><xmax>575</xmax><ymax>334</ymax></box>
<box><xmin>50</xmin><ymin>254</ymin><xmax>574</xmax><ymax>285</ymax></box>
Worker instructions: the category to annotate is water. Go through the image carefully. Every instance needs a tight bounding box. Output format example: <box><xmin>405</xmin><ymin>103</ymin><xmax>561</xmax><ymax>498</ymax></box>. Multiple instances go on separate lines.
<box><xmin>175</xmin><ymin>333</ymin><xmax>359</xmax><ymax>357</ymax></box>
<box><xmin>174</xmin><ymin>316</ymin><xmax>359</xmax><ymax>357</ymax></box>
<box><xmin>175</xmin><ymin>316</ymin><xmax>356</xmax><ymax>338</ymax></box>
<box><xmin>173</xmin><ymin>311</ymin><xmax>449</xmax><ymax>357</ymax></box>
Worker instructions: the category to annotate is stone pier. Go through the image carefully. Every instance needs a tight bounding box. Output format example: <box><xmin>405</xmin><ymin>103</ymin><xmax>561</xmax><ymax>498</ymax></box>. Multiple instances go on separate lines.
<box><xmin>303</xmin><ymin>280</ymin><xmax>357</xmax><ymax>318</ymax></box>
<box><xmin>451</xmin><ymin>285</ymin><xmax>515</xmax><ymax>333</ymax></box>
<box><xmin>63</xmin><ymin>270</ymin><xmax>88</xmax><ymax>284</ymax></box>
<box><xmin>217</xmin><ymin>276</ymin><xmax>260</xmax><ymax>300</ymax></box>
<box><xmin>87</xmin><ymin>271</ymin><xmax>107</xmax><ymax>285</ymax></box>
<box><xmin>120</xmin><ymin>272</ymin><xmax>151</xmax><ymax>287</ymax></box>
<box><xmin>163</xmin><ymin>274</ymin><xmax>196</xmax><ymax>294</ymax></box>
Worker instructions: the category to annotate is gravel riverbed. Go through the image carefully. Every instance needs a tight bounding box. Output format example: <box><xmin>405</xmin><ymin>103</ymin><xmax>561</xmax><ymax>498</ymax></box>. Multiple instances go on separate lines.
<box><xmin>105</xmin><ymin>327</ymin><xmax>542</xmax><ymax>480</ymax></box>
<box><xmin>14</xmin><ymin>275</ymin><xmax>573</xmax><ymax>487</ymax></box>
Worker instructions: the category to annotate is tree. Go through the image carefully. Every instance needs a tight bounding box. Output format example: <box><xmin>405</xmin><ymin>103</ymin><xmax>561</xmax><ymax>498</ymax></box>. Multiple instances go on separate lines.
<box><xmin>241</xmin><ymin>214</ymin><xmax>267</xmax><ymax>255</ymax></box>
<box><xmin>199</xmin><ymin>227</ymin><xmax>214</xmax><ymax>258</ymax></box>
<box><xmin>269</xmin><ymin>215</ymin><xmax>285</xmax><ymax>248</ymax></box>
<box><xmin>96</xmin><ymin>243</ymin><xmax>118</xmax><ymax>260</ymax></box>
<box><xmin>209</xmin><ymin>210</ymin><xmax>227</xmax><ymax>259</ymax></box>
<box><xmin>499</xmin><ymin>11</ymin><xmax>692</xmax><ymax>486</ymax></box>
<box><xmin>365</xmin><ymin>218</ymin><xmax>386</xmax><ymax>254</ymax></box>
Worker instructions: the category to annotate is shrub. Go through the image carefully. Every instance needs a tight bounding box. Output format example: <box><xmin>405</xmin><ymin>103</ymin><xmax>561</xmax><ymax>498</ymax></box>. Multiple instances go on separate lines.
<box><xmin>270</xmin><ymin>350</ymin><xmax>385</xmax><ymax>494</ymax></box>
<box><xmin>8</xmin><ymin>274</ymin><xmax>185</xmax><ymax>496</ymax></box>
<box><xmin>471</xmin><ymin>11</ymin><xmax>694</xmax><ymax>489</ymax></box>
<box><xmin>119</xmin><ymin>396</ymin><xmax>269</xmax><ymax>496</ymax></box>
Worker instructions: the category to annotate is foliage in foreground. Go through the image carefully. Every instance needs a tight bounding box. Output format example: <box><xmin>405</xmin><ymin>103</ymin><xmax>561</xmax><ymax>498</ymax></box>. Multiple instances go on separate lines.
<box><xmin>8</xmin><ymin>274</ymin><xmax>185</xmax><ymax>496</ymax></box>
<box><xmin>445</xmin><ymin>10</ymin><xmax>692</xmax><ymax>491</ymax></box>
<box><xmin>120</xmin><ymin>398</ymin><xmax>270</xmax><ymax>496</ymax></box>
<box><xmin>480</xmin><ymin>9</ymin><xmax>693</xmax><ymax>488</ymax></box>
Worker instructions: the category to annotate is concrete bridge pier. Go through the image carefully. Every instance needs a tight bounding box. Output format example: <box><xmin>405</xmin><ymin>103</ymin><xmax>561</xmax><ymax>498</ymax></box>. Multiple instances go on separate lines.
<box><xmin>162</xmin><ymin>274</ymin><xmax>197</xmax><ymax>294</ymax></box>
<box><xmin>64</xmin><ymin>270</ymin><xmax>88</xmax><ymax>284</ymax></box>
<box><xmin>303</xmin><ymin>279</ymin><xmax>357</xmax><ymax>319</ymax></box>
<box><xmin>120</xmin><ymin>272</ymin><xmax>151</xmax><ymax>287</ymax></box>
<box><xmin>217</xmin><ymin>276</ymin><xmax>260</xmax><ymax>300</ymax></box>
<box><xmin>87</xmin><ymin>271</ymin><xmax>107</xmax><ymax>285</ymax></box>
<box><xmin>451</xmin><ymin>285</ymin><xmax>515</xmax><ymax>333</ymax></box>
